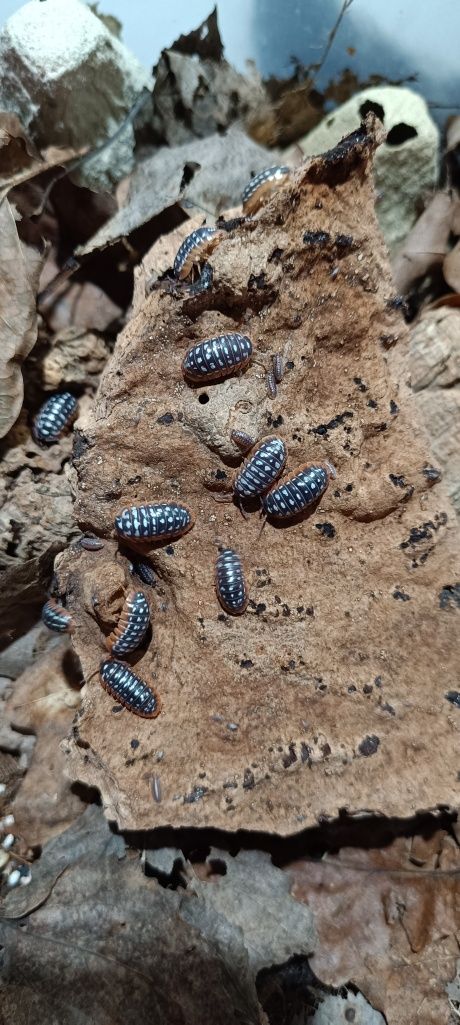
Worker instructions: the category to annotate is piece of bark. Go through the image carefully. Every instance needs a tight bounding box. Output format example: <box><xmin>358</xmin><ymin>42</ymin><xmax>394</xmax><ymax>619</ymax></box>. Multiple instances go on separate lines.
<box><xmin>58</xmin><ymin>116</ymin><xmax>460</xmax><ymax>833</ymax></box>
<box><xmin>392</xmin><ymin>191</ymin><xmax>455</xmax><ymax>294</ymax></box>
<box><xmin>409</xmin><ymin>308</ymin><xmax>460</xmax><ymax>514</ymax></box>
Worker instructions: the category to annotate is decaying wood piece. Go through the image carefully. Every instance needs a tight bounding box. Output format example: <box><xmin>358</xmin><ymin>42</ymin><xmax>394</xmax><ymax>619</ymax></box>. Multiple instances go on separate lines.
<box><xmin>58</xmin><ymin>116</ymin><xmax>460</xmax><ymax>833</ymax></box>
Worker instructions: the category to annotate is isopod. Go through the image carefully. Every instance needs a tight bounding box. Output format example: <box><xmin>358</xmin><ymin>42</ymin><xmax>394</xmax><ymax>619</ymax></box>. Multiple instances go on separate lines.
<box><xmin>173</xmin><ymin>226</ymin><xmax>224</xmax><ymax>280</ymax></box>
<box><xmin>234</xmin><ymin>436</ymin><xmax>287</xmax><ymax>500</ymax></box>
<box><xmin>215</xmin><ymin>548</ymin><xmax>248</xmax><ymax>615</ymax></box>
<box><xmin>182</xmin><ymin>333</ymin><xmax>252</xmax><ymax>383</ymax></box>
<box><xmin>130</xmin><ymin>557</ymin><xmax>157</xmax><ymax>587</ymax></box>
<box><xmin>272</xmin><ymin>353</ymin><xmax>284</xmax><ymax>383</ymax></box>
<box><xmin>79</xmin><ymin>536</ymin><xmax>105</xmax><ymax>551</ymax></box>
<box><xmin>230</xmin><ymin>429</ymin><xmax>255</xmax><ymax>454</ymax></box>
<box><xmin>33</xmin><ymin>393</ymin><xmax>77</xmax><ymax>445</ymax></box>
<box><xmin>106</xmin><ymin>590</ymin><xmax>150</xmax><ymax>656</ymax></box>
<box><xmin>242</xmin><ymin>165</ymin><xmax>290</xmax><ymax>215</ymax></box>
<box><xmin>115</xmin><ymin>503</ymin><xmax>193</xmax><ymax>543</ymax></box>
<box><xmin>262</xmin><ymin>463</ymin><xmax>333</xmax><ymax>519</ymax></box>
<box><xmin>185</xmin><ymin>262</ymin><xmax>213</xmax><ymax>294</ymax></box>
<box><xmin>42</xmin><ymin>598</ymin><xmax>73</xmax><ymax>633</ymax></box>
<box><xmin>266</xmin><ymin>370</ymin><xmax>277</xmax><ymax>398</ymax></box>
<box><xmin>100</xmin><ymin>659</ymin><xmax>160</xmax><ymax>718</ymax></box>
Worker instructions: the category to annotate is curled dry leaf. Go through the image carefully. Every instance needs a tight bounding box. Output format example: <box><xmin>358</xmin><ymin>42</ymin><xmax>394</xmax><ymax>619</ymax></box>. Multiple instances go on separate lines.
<box><xmin>392</xmin><ymin>191</ymin><xmax>455</xmax><ymax>293</ymax></box>
<box><xmin>288</xmin><ymin>831</ymin><xmax>460</xmax><ymax>1025</ymax></box>
<box><xmin>0</xmin><ymin>199</ymin><xmax>45</xmax><ymax>438</ymax></box>
<box><xmin>443</xmin><ymin>239</ymin><xmax>460</xmax><ymax>292</ymax></box>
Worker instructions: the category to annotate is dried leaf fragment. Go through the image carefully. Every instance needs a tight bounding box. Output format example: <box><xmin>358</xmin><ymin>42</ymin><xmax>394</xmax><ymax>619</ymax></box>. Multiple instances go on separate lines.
<box><xmin>0</xmin><ymin>199</ymin><xmax>44</xmax><ymax>437</ymax></box>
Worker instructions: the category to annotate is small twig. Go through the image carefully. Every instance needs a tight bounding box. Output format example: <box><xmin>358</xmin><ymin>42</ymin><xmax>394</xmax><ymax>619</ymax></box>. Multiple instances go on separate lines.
<box><xmin>310</xmin><ymin>0</ymin><xmax>355</xmax><ymax>83</ymax></box>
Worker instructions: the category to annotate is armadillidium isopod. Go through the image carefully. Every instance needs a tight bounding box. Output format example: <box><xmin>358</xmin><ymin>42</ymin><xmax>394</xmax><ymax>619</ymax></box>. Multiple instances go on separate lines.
<box><xmin>234</xmin><ymin>436</ymin><xmax>287</xmax><ymax>500</ymax></box>
<box><xmin>173</xmin><ymin>226</ymin><xmax>223</xmax><ymax>280</ymax></box>
<box><xmin>115</xmin><ymin>503</ymin><xmax>193</xmax><ymax>543</ymax></box>
<box><xmin>185</xmin><ymin>262</ymin><xmax>213</xmax><ymax>295</ymax></box>
<box><xmin>215</xmin><ymin>548</ymin><xmax>248</xmax><ymax>615</ymax></box>
<box><xmin>100</xmin><ymin>659</ymin><xmax>160</xmax><ymax>718</ymax></box>
<box><xmin>33</xmin><ymin>393</ymin><xmax>77</xmax><ymax>445</ymax></box>
<box><xmin>106</xmin><ymin>590</ymin><xmax>150</xmax><ymax>656</ymax></box>
<box><xmin>262</xmin><ymin>464</ymin><xmax>331</xmax><ymax>519</ymax></box>
<box><xmin>231</xmin><ymin>429</ymin><xmax>255</xmax><ymax>454</ymax></box>
<box><xmin>242</xmin><ymin>166</ymin><xmax>290</xmax><ymax>215</ymax></box>
<box><xmin>182</xmin><ymin>333</ymin><xmax>252</xmax><ymax>383</ymax></box>
<box><xmin>42</xmin><ymin>598</ymin><xmax>73</xmax><ymax>633</ymax></box>
<box><xmin>272</xmin><ymin>353</ymin><xmax>284</xmax><ymax>383</ymax></box>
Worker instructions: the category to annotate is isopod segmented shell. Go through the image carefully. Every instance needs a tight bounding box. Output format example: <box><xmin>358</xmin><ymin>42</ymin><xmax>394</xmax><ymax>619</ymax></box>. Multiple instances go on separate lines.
<box><xmin>262</xmin><ymin>464</ymin><xmax>329</xmax><ymax>519</ymax></box>
<box><xmin>106</xmin><ymin>590</ymin><xmax>150</xmax><ymax>656</ymax></box>
<box><xmin>231</xmin><ymin>429</ymin><xmax>255</xmax><ymax>454</ymax></box>
<box><xmin>234</xmin><ymin>435</ymin><xmax>287</xmax><ymax>500</ymax></box>
<box><xmin>42</xmin><ymin>598</ymin><xmax>73</xmax><ymax>633</ymax></box>
<box><xmin>182</xmin><ymin>333</ymin><xmax>252</xmax><ymax>383</ymax></box>
<box><xmin>100</xmin><ymin>659</ymin><xmax>160</xmax><ymax>718</ymax></box>
<box><xmin>33</xmin><ymin>393</ymin><xmax>77</xmax><ymax>445</ymax></box>
<box><xmin>215</xmin><ymin>548</ymin><xmax>248</xmax><ymax>615</ymax></box>
<box><xmin>115</xmin><ymin>503</ymin><xmax>193</xmax><ymax>543</ymax></box>
<box><xmin>242</xmin><ymin>165</ymin><xmax>290</xmax><ymax>215</ymax></box>
<box><xmin>173</xmin><ymin>226</ymin><xmax>223</xmax><ymax>280</ymax></box>
<box><xmin>266</xmin><ymin>370</ymin><xmax>277</xmax><ymax>398</ymax></box>
<box><xmin>130</xmin><ymin>557</ymin><xmax>157</xmax><ymax>587</ymax></box>
<box><xmin>272</xmin><ymin>353</ymin><xmax>284</xmax><ymax>383</ymax></box>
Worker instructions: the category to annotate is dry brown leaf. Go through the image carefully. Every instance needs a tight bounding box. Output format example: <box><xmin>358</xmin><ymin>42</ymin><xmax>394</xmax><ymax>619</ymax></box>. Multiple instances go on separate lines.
<box><xmin>443</xmin><ymin>239</ymin><xmax>460</xmax><ymax>292</ymax></box>
<box><xmin>4</xmin><ymin>642</ymin><xmax>83</xmax><ymax>845</ymax></box>
<box><xmin>0</xmin><ymin>111</ymin><xmax>42</xmax><ymax>184</ymax></box>
<box><xmin>288</xmin><ymin>832</ymin><xmax>460</xmax><ymax>1025</ymax></box>
<box><xmin>0</xmin><ymin>199</ymin><xmax>44</xmax><ymax>438</ymax></box>
<box><xmin>392</xmin><ymin>191</ymin><xmax>455</xmax><ymax>293</ymax></box>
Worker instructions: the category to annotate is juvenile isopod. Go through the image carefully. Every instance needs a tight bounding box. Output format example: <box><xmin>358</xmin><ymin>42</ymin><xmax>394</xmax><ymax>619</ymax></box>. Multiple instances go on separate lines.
<box><xmin>215</xmin><ymin>548</ymin><xmax>248</xmax><ymax>615</ymax></box>
<box><xmin>79</xmin><ymin>536</ymin><xmax>105</xmax><ymax>551</ymax></box>
<box><xmin>234</xmin><ymin>436</ymin><xmax>287</xmax><ymax>501</ymax></box>
<box><xmin>242</xmin><ymin>166</ymin><xmax>290</xmax><ymax>215</ymax></box>
<box><xmin>106</xmin><ymin>590</ymin><xmax>150</xmax><ymax>656</ymax></box>
<box><xmin>130</xmin><ymin>557</ymin><xmax>157</xmax><ymax>587</ymax></box>
<box><xmin>115</xmin><ymin>503</ymin><xmax>193</xmax><ymax>543</ymax></box>
<box><xmin>182</xmin><ymin>333</ymin><xmax>252</xmax><ymax>383</ymax></box>
<box><xmin>100</xmin><ymin>659</ymin><xmax>160</xmax><ymax>718</ymax></box>
<box><xmin>185</xmin><ymin>262</ymin><xmax>213</xmax><ymax>294</ymax></box>
<box><xmin>42</xmin><ymin>598</ymin><xmax>73</xmax><ymax>633</ymax></box>
<box><xmin>272</xmin><ymin>353</ymin><xmax>284</xmax><ymax>383</ymax></box>
<box><xmin>230</xmin><ymin>429</ymin><xmax>255</xmax><ymax>454</ymax></box>
<box><xmin>262</xmin><ymin>463</ymin><xmax>334</xmax><ymax>520</ymax></box>
<box><xmin>266</xmin><ymin>370</ymin><xmax>277</xmax><ymax>398</ymax></box>
<box><xmin>33</xmin><ymin>393</ymin><xmax>77</xmax><ymax>445</ymax></box>
<box><xmin>173</xmin><ymin>226</ymin><xmax>224</xmax><ymax>280</ymax></box>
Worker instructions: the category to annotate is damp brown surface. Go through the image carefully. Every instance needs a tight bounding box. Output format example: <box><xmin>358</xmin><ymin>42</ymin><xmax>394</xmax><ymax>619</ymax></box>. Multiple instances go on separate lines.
<box><xmin>57</xmin><ymin>117</ymin><xmax>460</xmax><ymax>832</ymax></box>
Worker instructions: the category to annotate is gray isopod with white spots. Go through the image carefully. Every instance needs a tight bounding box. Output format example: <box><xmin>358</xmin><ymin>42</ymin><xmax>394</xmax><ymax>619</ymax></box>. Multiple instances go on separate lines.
<box><xmin>33</xmin><ymin>393</ymin><xmax>77</xmax><ymax>445</ymax></box>
<box><xmin>262</xmin><ymin>464</ymin><xmax>331</xmax><ymax>519</ymax></box>
<box><xmin>215</xmin><ymin>548</ymin><xmax>248</xmax><ymax>615</ymax></box>
<box><xmin>241</xmin><ymin>165</ymin><xmax>290</xmax><ymax>215</ymax></box>
<box><xmin>173</xmin><ymin>226</ymin><xmax>223</xmax><ymax>280</ymax></box>
<box><xmin>115</xmin><ymin>503</ymin><xmax>194</xmax><ymax>542</ymax></box>
<box><xmin>234</xmin><ymin>435</ymin><xmax>287</xmax><ymax>500</ymax></box>
<box><xmin>106</xmin><ymin>590</ymin><xmax>150</xmax><ymax>656</ymax></box>
<box><xmin>100</xmin><ymin>659</ymin><xmax>160</xmax><ymax>718</ymax></box>
<box><xmin>182</xmin><ymin>333</ymin><xmax>252</xmax><ymax>383</ymax></box>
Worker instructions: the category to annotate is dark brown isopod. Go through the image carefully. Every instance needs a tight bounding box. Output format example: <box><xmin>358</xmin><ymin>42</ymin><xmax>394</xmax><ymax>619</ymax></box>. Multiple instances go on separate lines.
<box><xmin>99</xmin><ymin>659</ymin><xmax>161</xmax><ymax>718</ymax></box>
<box><xmin>79</xmin><ymin>536</ymin><xmax>105</xmax><ymax>551</ymax></box>
<box><xmin>230</xmin><ymin>429</ymin><xmax>255</xmax><ymax>454</ymax></box>
<box><xmin>106</xmin><ymin>590</ymin><xmax>151</xmax><ymax>656</ymax></box>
